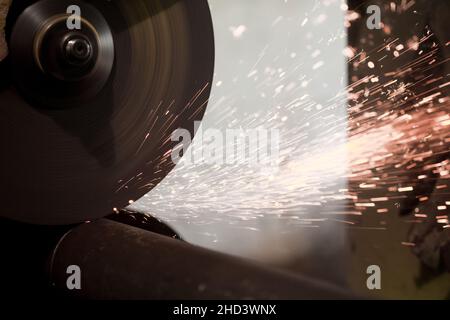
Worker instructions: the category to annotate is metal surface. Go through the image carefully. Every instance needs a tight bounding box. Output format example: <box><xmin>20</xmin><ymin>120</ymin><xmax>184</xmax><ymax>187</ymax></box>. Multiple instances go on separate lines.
<box><xmin>50</xmin><ymin>219</ymin><xmax>355</xmax><ymax>299</ymax></box>
<box><xmin>11</xmin><ymin>0</ymin><xmax>114</xmax><ymax>105</ymax></box>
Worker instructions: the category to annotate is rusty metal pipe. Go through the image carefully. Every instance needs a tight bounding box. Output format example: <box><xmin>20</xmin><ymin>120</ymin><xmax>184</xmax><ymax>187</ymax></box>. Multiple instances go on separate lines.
<box><xmin>49</xmin><ymin>219</ymin><xmax>355</xmax><ymax>299</ymax></box>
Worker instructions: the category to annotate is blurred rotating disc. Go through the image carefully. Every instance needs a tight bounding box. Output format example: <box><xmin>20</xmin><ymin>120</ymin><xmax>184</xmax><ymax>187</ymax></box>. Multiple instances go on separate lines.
<box><xmin>0</xmin><ymin>0</ymin><xmax>215</xmax><ymax>225</ymax></box>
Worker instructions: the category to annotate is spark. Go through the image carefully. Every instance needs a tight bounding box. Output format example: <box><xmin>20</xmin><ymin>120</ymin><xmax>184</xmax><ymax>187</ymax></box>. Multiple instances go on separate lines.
<box><xmin>130</xmin><ymin>2</ymin><xmax>449</xmax><ymax>236</ymax></box>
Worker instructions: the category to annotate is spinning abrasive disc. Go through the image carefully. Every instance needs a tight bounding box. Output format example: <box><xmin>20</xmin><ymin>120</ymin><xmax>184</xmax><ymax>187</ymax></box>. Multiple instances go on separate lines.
<box><xmin>0</xmin><ymin>0</ymin><xmax>214</xmax><ymax>225</ymax></box>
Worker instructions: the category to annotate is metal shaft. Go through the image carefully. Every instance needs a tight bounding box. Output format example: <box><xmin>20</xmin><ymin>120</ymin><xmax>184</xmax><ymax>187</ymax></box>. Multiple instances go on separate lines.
<box><xmin>49</xmin><ymin>219</ymin><xmax>355</xmax><ymax>299</ymax></box>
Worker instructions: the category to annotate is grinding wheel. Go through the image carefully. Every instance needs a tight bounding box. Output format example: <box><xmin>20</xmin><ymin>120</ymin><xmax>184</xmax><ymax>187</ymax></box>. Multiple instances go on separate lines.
<box><xmin>0</xmin><ymin>0</ymin><xmax>215</xmax><ymax>225</ymax></box>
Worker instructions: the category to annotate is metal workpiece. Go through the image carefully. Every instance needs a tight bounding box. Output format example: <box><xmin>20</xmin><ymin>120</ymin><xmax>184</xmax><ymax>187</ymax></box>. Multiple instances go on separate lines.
<box><xmin>49</xmin><ymin>219</ymin><xmax>355</xmax><ymax>300</ymax></box>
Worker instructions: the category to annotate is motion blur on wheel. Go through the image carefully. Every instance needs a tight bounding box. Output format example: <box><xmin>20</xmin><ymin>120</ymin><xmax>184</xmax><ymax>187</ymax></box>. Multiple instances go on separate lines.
<box><xmin>0</xmin><ymin>0</ymin><xmax>448</xmax><ymax>308</ymax></box>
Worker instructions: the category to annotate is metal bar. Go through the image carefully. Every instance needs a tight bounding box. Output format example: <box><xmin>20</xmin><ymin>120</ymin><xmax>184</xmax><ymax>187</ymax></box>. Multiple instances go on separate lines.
<box><xmin>49</xmin><ymin>219</ymin><xmax>355</xmax><ymax>299</ymax></box>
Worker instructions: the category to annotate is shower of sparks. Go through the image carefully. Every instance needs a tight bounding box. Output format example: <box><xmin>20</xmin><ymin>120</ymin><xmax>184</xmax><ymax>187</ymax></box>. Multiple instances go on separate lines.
<box><xmin>131</xmin><ymin>1</ymin><xmax>449</xmax><ymax>238</ymax></box>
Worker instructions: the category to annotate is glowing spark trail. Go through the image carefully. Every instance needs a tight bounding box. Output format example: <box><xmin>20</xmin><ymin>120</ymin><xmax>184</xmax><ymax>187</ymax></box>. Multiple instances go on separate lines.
<box><xmin>130</xmin><ymin>1</ymin><xmax>449</xmax><ymax>241</ymax></box>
